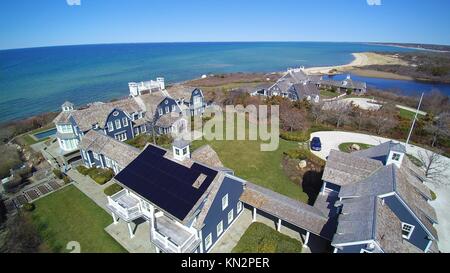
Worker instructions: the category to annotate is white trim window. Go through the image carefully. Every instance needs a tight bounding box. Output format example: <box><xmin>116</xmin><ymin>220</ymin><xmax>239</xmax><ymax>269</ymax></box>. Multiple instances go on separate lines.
<box><xmin>392</xmin><ymin>153</ymin><xmax>401</xmax><ymax>161</ymax></box>
<box><xmin>216</xmin><ymin>221</ymin><xmax>223</xmax><ymax>236</ymax></box>
<box><xmin>172</xmin><ymin>105</ymin><xmax>176</xmax><ymax>112</ymax></box>
<box><xmin>204</xmin><ymin>233</ymin><xmax>212</xmax><ymax>250</ymax></box>
<box><xmin>222</xmin><ymin>194</ymin><xmax>228</xmax><ymax>211</ymax></box>
<box><xmin>115</xmin><ymin>132</ymin><xmax>127</xmax><ymax>141</ymax></box>
<box><xmin>237</xmin><ymin>201</ymin><xmax>242</xmax><ymax>213</ymax></box>
<box><xmin>107</xmin><ymin>121</ymin><xmax>114</xmax><ymax>132</ymax></box>
<box><xmin>122</xmin><ymin>117</ymin><xmax>128</xmax><ymax>127</ymax></box>
<box><xmin>165</xmin><ymin>106</ymin><xmax>169</xmax><ymax>113</ymax></box>
<box><xmin>141</xmin><ymin>125</ymin><xmax>146</xmax><ymax>133</ymax></box>
<box><xmin>228</xmin><ymin>209</ymin><xmax>234</xmax><ymax>224</ymax></box>
<box><xmin>158</xmin><ymin>108</ymin><xmax>163</xmax><ymax>115</ymax></box>
<box><xmin>401</xmin><ymin>223</ymin><xmax>415</xmax><ymax>239</ymax></box>
<box><xmin>115</xmin><ymin>119</ymin><xmax>121</xmax><ymax>129</ymax></box>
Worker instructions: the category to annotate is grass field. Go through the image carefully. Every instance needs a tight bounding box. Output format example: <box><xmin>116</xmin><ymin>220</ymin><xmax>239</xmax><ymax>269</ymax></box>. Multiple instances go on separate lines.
<box><xmin>16</xmin><ymin>126</ymin><xmax>55</xmax><ymax>146</ymax></box>
<box><xmin>338</xmin><ymin>142</ymin><xmax>374</xmax><ymax>153</ymax></box>
<box><xmin>192</xmin><ymin>137</ymin><xmax>308</xmax><ymax>202</ymax></box>
<box><xmin>30</xmin><ymin>185</ymin><xmax>126</xmax><ymax>253</ymax></box>
<box><xmin>232</xmin><ymin>222</ymin><xmax>302</xmax><ymax>253</ymax></box>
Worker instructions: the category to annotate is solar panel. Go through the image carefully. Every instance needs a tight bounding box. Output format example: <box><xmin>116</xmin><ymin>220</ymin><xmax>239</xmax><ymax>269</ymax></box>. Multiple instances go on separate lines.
<box><xmin>115</xmin><ymin>145</ymin><xmax>218</xmax><ymax>220</ymax></box>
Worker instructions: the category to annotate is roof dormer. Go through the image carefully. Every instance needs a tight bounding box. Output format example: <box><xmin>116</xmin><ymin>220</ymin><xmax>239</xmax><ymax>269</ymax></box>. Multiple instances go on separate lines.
<box><xmin>62</xmin><ymin>101</ymin><xmax>74</xmax><ymax>112</ymax></box>
<box><xmin>172</xmin><ymin>139</ymin><xmax>191</xmax><ymax>162</ymax></box>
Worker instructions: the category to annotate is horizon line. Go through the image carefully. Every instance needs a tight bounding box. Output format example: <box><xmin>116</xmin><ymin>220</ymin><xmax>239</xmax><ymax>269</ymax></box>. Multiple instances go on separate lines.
<box><xmin>2</xmin><ymin>40</ymin><xmax>449</xmax><ymax>52</ymax></box>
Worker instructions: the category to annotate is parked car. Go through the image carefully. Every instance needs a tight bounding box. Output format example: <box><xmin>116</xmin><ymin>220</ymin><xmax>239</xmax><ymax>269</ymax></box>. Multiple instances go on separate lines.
<box><xmin>310</xmin><ymin>137</ymin><xmax>322</xmax><ymax>151</ymax></box>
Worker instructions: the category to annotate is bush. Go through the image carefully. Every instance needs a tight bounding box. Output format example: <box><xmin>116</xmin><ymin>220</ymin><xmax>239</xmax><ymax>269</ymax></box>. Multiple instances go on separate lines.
<box><xmin>52</xmin><ymin>169</ymin><xmax>63</xmax><ymax>179</ymax></box>
<box><xmin>280</xmin><ymin>131</ymin><xmax>310</xmax><ymax>142</ymax></box>
<box><xmin>89</xmin><ymin>168</ymin><xmax>114</xmax><ymax>185</ymax></box>
<box><xmin>430</xmin><ymin>190</ymin><xmax>437</xmax><ymax>201</ymax></box>
<box><xmin>76</xmin><ymin>165</ymin><xmax>89</xmax><ymax>175</ymax></box>
<box><xmin>22</xmin><ymin>203</ymin><xmax>35</xmax><ymax>212</ymax></box>
<box><xmin>0</xmin><ymin>144</ymin><xmax>22</xmax><ymax>179</ymax></box>
<box><xmin>346</xmin><ymin>89</ymin><xmax>353</xmax><ymax>95</ymax></box>
<box><xmin>104</xmin><ymin>183</ymin><xmax>123</xmax><ymax>196</ymax></box>
<box><xmin>62</xmin><ymin>175</ymin><xmax>71</xmax><ymax>185</ymax></box>
<box><xmin>284</xmin><ymin>149</ymin><xmax>310</xmax><ymax>160</ymax></box>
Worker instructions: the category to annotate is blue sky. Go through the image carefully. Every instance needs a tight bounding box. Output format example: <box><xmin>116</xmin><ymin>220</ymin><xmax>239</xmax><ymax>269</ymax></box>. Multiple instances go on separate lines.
<box><xmin>1</xmin><ymin>0</ymin><xmax>450</xmax><ymax>50</ymax></box>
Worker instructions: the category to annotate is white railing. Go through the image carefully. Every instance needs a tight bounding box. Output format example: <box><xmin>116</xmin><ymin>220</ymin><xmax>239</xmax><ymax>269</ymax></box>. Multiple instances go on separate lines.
<box><xmin>107</xmin><ymin>191</ymin><xmax>142</xmax><ymax>220</ymax></box>
<box><xmin>152</xmin><ymin>229</ymin><xmax>181</xmax><ymax>253</ymax></box>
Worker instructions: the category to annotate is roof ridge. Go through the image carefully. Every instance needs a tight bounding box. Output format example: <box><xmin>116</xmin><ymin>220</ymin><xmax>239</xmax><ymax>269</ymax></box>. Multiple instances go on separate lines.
<box><xmin>372</xmin><ymin>197</ymin><xmax>378</xmax><ymax>241</ymax></box>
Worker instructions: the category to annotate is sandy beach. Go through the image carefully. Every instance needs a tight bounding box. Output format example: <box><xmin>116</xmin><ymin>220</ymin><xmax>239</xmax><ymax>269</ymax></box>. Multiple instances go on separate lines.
<box><xmin>304</xmin><ymin>52</ymin><xmax>413</xmax><ymax>80</ymax></box>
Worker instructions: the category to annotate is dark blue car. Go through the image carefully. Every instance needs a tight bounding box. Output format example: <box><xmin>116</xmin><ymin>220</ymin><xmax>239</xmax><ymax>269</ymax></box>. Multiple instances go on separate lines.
<box><xmin>310</xmin><ymin>137</ymin><xmax>322</xmax><ymax>151</ymax></box>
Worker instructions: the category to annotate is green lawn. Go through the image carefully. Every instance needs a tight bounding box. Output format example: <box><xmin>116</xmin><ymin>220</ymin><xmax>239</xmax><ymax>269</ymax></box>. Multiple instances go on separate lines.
<box><xmin>16</xmin><ymin>126</ymin><xmax>55</xmax><ymax>146</ymax></box>
<box><xmin>30</xmin><ymin>185</ymin><xmax>126</xmax><ymax>253</ymax></box>
<box><xmin>338</xmin><ymin>142</ymin><xmax>374</xmax><ymax>153</ymax></box>
<box><xmin>320</xmin><ymin>89</ymin><xmax>339</xmax><ymax>98</ymax></box>
<box><xmin>232</xmin><ymin>222</ymin><xmax>302</xmax><ymax>253</ymax></box>
<box><xmin>192</xmin><ymin>137</ymin><xmax>308</xmax><ymax>202</ymax></box>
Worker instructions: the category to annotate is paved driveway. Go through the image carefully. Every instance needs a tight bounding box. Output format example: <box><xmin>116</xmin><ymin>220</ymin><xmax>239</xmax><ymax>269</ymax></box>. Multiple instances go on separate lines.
<box><xmin>310</xmin><ymin>131</ymin><xmax>450</xmax><ymax>253</ymax></box>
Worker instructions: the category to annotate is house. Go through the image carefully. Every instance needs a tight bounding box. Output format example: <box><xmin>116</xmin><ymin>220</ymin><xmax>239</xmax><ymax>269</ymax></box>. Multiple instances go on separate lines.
<box><xmin>128</xmin><ymin>77</ymin><xmax>165</xmax><ymax>97</ymax></box>
<box><xmin>107</xmin><ymin>139</ymin><xmax>245</xmax><ymax>253</ymax></box>
<box><xmin>52</xmin><ymin>83</ymin><xmax>199</xmax><ymax>153</ymax></box>
<box><xmin>167</xmin><ymin>85</ymin><xmax>207</xmax><ymax>116</ymax></box>
<box><xmin>318</xmin><ymin>75</ymin><xmax>367</xmax><ymax>94</ymax></box>
<box><xmin>321</xmin><ymin>141</ymin><xmax>439</xmax><ymax>253</ymax></box>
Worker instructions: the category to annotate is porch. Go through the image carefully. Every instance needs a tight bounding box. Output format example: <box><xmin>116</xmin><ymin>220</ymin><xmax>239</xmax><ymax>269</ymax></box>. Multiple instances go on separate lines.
<box><xmin>107</xmin><ymin>189</ymin><xmax>142</xmax><ymax>222</ymax></box>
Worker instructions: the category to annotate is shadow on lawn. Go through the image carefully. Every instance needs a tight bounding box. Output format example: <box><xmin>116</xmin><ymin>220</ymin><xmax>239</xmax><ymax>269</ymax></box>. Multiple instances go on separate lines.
<box><xmin>301</xmin><ymin>170</ymin><xmax>324</xmax><ymax>206</ymax></box>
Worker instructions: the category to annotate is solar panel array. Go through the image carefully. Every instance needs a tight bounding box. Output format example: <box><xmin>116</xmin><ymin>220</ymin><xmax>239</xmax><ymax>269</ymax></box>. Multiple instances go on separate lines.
<box><xmin>115</xmin><ymin>145</ymin><xmax>218</xmax><ymax>220</ymax></box>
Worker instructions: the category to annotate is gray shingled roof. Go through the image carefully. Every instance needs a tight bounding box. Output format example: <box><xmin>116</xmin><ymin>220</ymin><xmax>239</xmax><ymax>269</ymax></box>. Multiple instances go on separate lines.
<box><xmin>53</xmin><ymin>111</ymin><xmax>71</xmax><ymax>124</ymax></box>
<box><xmin>191</xmin><ymin>145</ymin><xmax>224</xmax><ymax>168</ymax></box>
<box><xmin>240</xmin><ymin>182</ymin><xmax>331</xmax><ymax>239</ymax></box>
<box><xmin>71</xmin><ymin>99</ymin><xmax>141</xmax><ymax>131</ymax></box>
<box><xmin>79</xmin><ymin>130</ymin><xmax>140</xmax><ymax>168</ymax></box>
<box><xmin>155</xmin><ymin>113</ymin><xmax>183</xmax><ymax>128</ymax></box>
<box><xmin>352</xmin><ymin>141</ymin><xmax>406</xmax><ymax>162</ymax></box>
<box><xmin>333</xmin><ymin>196</ymin><xmax>422</xmax><ymax>253</ymax></box>
<box><xmin>322</xmin><ymin>150</ymin><xmax>383</xmax><ymax>186</ymax></box>
<box><xmin>291</xmin><ymin>82</ymin><xmax>320</xmax><ymax>99</ymax></box>
<box><xmin>339</xmin><ymin>163</ymin><xmax>438</xmax><ymax>240</ymax></box>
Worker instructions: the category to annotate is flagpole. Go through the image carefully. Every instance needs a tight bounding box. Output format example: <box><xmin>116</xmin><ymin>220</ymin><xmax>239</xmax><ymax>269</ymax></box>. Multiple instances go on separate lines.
<box><xmin>405</xmin><ymin>92</ymin><xmax>424</xmax><ymax>148</ymax></box>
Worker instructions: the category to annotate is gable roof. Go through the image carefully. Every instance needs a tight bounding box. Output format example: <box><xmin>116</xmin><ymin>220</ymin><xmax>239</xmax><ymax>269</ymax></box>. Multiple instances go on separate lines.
<box><xmin>70</xmin><ymin>99</ymin><xmax>141</xmax><ymax>131</ymax></box>
<box><xmin>240</xmin><ymin>182</ymin><xmax>332</xmax><ymax>239</ymax></box>
<box><xmin>339</xmin><ymin>164</ymin><xmax>438</xmax><ymax>240</ymax></box>
<box><xmin>322</xmin><ymin>150</ymin><xmax>383</xmax><ymax>186</ymax></box>
<box><xmin>78</xmin><ymin>130</ymin><xmax>140</xmax><ymax>168</ymax></box>
<box><xmin>290</xmin><ymin>82</ymin><xmax>320</xmax><ymax>99</ymax></box>
<box><xmin>352</xmin><ymin>141</ymin><xmax>406</xmax><ymax>163</ymax></box>
<box><xmin>114</xmin><ymin>144</ymin><xmax>220</xmax><ymax>222</ymax></box>
<box><xmin>332</xmin><ymin>196</ymin><xmax>422</xmax><ymax>253</ymax></box>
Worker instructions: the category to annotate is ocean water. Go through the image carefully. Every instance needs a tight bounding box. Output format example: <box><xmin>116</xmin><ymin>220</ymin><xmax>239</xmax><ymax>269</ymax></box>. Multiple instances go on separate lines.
<box><xmin>0</xmin><ymin>42</ymin><xmax>439</xmax><ymax>123</ymax></box>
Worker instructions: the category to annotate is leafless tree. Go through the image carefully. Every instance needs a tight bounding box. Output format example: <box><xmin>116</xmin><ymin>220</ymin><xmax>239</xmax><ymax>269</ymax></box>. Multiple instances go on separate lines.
<box><xmin>425</xmin><ymin>112</ymin><xmax>450</xmax><ymax>147</ymax></box>
<box><xmin>309</xmin><ymin>101</ymin><xmax>325</xmax><ymax>124</ymax></box>
<box><xmin>325</xmin><ymin>101</ymin><xmax>351</xmax><ymax>128</ymax></box>
<box><xmin>280</xmin><ymin>106</ymin><xmax>308</xmax><ymax>132</ymax></box>
<box><xmin>417</xmin><ymin>150</ymin><xmax>449</xmax><ymax>185</ymax></box>
<box><xmin>350</xmin><ymin>106</ymin><xmax>370</xmax><ymax>130</ymax></box>
<box><xmin>370</xmin><ymin>103</ymin><xmax>398</xmax><ymax>135</ymax></box>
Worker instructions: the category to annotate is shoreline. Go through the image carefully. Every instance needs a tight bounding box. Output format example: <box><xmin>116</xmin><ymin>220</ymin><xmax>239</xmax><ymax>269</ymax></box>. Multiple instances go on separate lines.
<box><xmin>304</xmin><ymin>52</ymin><xmax>415</xmax><ymax>81</ymax></box>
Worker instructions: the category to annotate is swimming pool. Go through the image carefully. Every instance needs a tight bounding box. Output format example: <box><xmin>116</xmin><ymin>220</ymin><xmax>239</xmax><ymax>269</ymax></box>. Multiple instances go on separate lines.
<box><xmin>33</xmin><ymin>128</ymin><xmax>57</xmax><ymax>140</ymax></box>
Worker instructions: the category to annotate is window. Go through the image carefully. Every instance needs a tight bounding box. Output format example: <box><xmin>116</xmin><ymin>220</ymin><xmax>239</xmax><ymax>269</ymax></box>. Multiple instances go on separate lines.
<box><xmin>165</xmin><ymin>106</ymin><xmax>169</xmax><ymax>113</ymax></box>
<box><xmin>172</xmin><ymin>105</ymin><xmax>176</xmax><ymax>111</ymax></box>
<box><xmin>183</xmin><ymin>147</ymin><xmax>187</xmax><ymax>155</ymax></box>
<box><xmin>138</xmin><ymin>112</ymin><xmax>143</xmax><ymax>119</ymax></box>
<box><xmin>392</xmin><ymin>153</ymin><xmax>401</xmax><ymax>161</ymax></box>
<box><xmin>222</xmin><ymin>194</ymin><xmax>228</xmax><ymax>210</ymax></box>
<box><xmin>93</xmin><ymin>152</ymin><xmax>99</xmax><ymax>160</ymax></box>
<box><xmin>122</xmin><ymin>118</ymin><xmax>128</xmax><ymax>127</ymax></box>
<box><xmin>141</xmin><ymin>125</ymin><xmax>146</xmax><ymax>133</ymax></box>
<box><xmin>115</xmin><ymin>132</ymin><xmax>127</xmax><ymax>141</ymax></box>
<box><xmin>228</xmin><ymin>209</ymin><xmax>234</xmax><ymax>224</ymax></box>
<box><xmin>402</xmin><ymin>223</ymin><xmax>415</xmax><ymax>239</ymax></box>
<box><xmin>105</xmin><ymin>157</ymin><xmax>112</xmax><ymax>168</ymax></box>
<box><xmin>107</xmin><ymin>121</ymin><xmax>114</xmax><ymax>132</ymax></box>
<box><xmin>175</xmin><ymin>149</ymin><xmax>180</xmax><ymax>155</ymax></box>
<box><xmin>204</xmin><ymin>233</ymin><xmax>212</xmax><ymax>250</ymax></box>
<box><xmin>115</xmin><ymin>119</ymin><xmax>121</xmax><ymax>129</ymax></box>
<box><xmin>134</xmin><ymin>127</ymin><xmax>140</xmax><ymax>136</ymax></box>
<box><xmin>216</xmin><ymin>221</ymin><xmax>223</xmax><ymax>236</ymax></box>
<box><xmin>237</xmin><ymin>201</ymin><xmax>243</xmax><ymax>213</ymax></box>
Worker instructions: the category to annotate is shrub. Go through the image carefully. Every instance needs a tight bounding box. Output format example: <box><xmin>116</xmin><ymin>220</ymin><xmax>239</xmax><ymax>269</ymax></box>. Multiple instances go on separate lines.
<box><xmin>104</xmin><ymin>183</ymin><xmax>123</xmax><ymax>196</ymax></box>
<box><xmin>0</xmin><ymin>144</ymin><xmax>22</xmax><ymax>179</ymax></box>
<box><xmin>430</xmin><ymin>190</ymin><xmax>437</xmax><ymax>201</ymax></box>
<box><xmin>76</xmin><ymin>165</ymin><xmax>89</xmax><ymax>175</ymax></box>
<box><xmin>62</xmin><ymin>175</ymin><xmax>71</xmax><ymax>185</ymax></box>
<box><xmin>284</xmin><ymin>149</ymin><xmax>310</xmax><ymax>160</ymax></box>
<box><xmin>280</xmin><ymin>131</ymin><xmax>310</xmax><ymax>142</ymax></box>
<box><xmin>52</xmin><ymin>169</ymin><xmax>63</xmax><ymax>179</ymax></box>
<box><xmin>22</xmin><ymin>203</ymin><xmax>35</xmax><ymax>212</ymax></box>
<box><xmin>90</xmin><ymin>168</ymin><xmax>114</xmax><ymax>185</ymax></box>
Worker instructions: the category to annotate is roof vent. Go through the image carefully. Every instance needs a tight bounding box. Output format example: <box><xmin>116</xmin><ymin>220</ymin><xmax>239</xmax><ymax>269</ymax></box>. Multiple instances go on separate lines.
<box><xmin>193</xmin><ymin>173</ymin><xmax>207</xmax><ymax>189</ymax></box>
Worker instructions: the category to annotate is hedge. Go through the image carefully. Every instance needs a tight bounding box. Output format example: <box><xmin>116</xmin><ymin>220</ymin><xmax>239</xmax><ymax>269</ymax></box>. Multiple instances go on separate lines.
<box><xmin>284</xmin><ymin>149</ymin><xmax>310</xmax><ymax>160</ymax></box>
<box><xmin>104</xmin><ymin>183</ymin><xmax>123</xmax><ymax>196</ymax></box>
<box><xmin>52</xmin><ymin>169</ymin><xmax>63</xmax><ymax>179</ymax></box>
<box><xmin>280</xmin><ymin>131</ymin><xmax>310</xmax><ymax>142</ymax></box>
<box><xmin>22</xmin><ymin>203</ymin><xmax>35</xmax><ymax>212</ymax></box>
<box><xmin>76</xmin><ymin>166</ymin><xmax>114</xmax><ymax>185</ymax></box>
<box><xmin>76</xmin><ymin>165</ymin><xmax>89</xmax><ymax>175</ymax></box>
